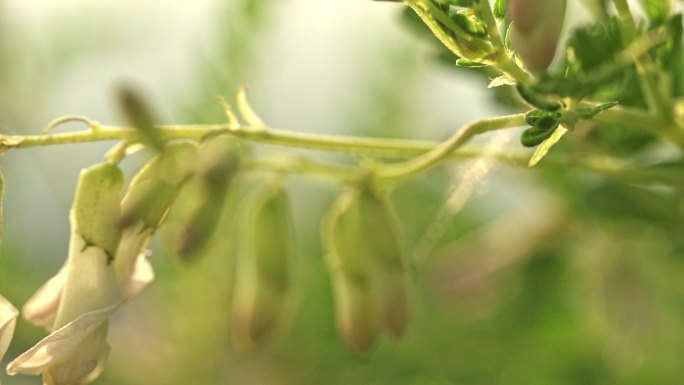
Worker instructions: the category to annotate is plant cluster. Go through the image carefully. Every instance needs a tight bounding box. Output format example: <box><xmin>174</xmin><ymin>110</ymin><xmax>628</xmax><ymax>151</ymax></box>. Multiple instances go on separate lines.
<box><xmin>2</xmin><ymin>0</ymin><xmax>684</xmax><ymax>384</ymax></box>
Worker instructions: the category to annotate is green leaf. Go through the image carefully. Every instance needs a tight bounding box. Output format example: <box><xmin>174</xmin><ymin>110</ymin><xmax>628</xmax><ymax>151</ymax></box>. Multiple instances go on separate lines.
<box><xmin>528</xmin><ymin>124</ymin><xmax>568</xmax><ymax>166</ymax></box>
<box><xmin>456</xmin><ymin>58</ymin><xmax>485</xmax><ymax>67</ymax></box>
<box><xmin>520</xmin><ymin>123</ymin><xmax>559</xmax><ymax>148</ymax></box>
<box><xmin>575</xmin><ymin>101</ymin><xmax>620</xmax><ymax>120</ymax></box>
<box><xmin>493</xmin><ymin>0</ymin><xmax>506</xmax><ymax>19</ymax></box>
<box><xmin>566</xmin><ymin>17</ymin><xmax>624</xmax><ymax>75</ymax></box>
<box><xmin>524</xmin><ymin>109</ymin><xmax>562</xmax><ymax>126</ymax></box>
<box><xmin>450</xmin><ymin>9</ymin><xmax>488</xmax><ymax>38</ymax></box>
<box><xmin>640</xmin><ymin>0</ymin><xmax>670</xmax><ymax>25</ymax></box>
<box><xmin>516</xmin><ymin>84</ymin><xmax>562</xmax><ymax>111</ymax></box>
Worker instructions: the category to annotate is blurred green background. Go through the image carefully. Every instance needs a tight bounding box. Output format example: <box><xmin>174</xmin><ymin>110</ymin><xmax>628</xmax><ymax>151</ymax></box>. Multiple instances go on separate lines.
<box><xmin>2</xmin><ymin>1</ymin><xmax>684</xmax><ymax>384</ymax></box>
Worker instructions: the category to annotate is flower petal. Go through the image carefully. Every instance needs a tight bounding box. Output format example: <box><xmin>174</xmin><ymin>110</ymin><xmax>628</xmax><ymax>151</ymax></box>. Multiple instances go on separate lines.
<box><xmin>22</xmin><ymin>267</ymin><xmax>67</xmax><ymax>330</ymax></box>
<box><xmin>0</xmin><ymin>295</ymin><xmax>18</xmax><ymax>367</ymax></box>
<box><xmin>121</xmin><ymin>253</ymin><xmax>155</xmax><ymax>302</ymax></box>
<box><xmin>7</xmin><ymin>303</ymin><xmax>119</xmax><ymax>376</ymax></box>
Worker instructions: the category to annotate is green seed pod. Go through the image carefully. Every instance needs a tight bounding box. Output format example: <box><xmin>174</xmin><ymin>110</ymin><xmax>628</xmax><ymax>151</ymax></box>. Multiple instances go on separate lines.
<box><xmin>509</xmin><ymin>0</ymin><xmax>567</xmax><ymax>72</ymax></box>
<box><xmin>357</xmin><ymin>189</ymin><xmax>409</xmax><ymax>338</ymax></box>
<box><xmin>73</xmin><ymin>163</ymin><xmax>125</xmax><ymax>259</ymax></box>
<box><xmin>172</xmin><ymin>136</ymin><xmax>243</xmax><ymax>261</ymax></box>
<box><xmin>120</xmin><ymin>141</ymin><xmax>198</xmax><ymax>231</ymax></box>
<box><xmin>322</xmin><ymin>188</ymin><xmax>380</xmax><ymax>355</ymax></box>
<box><xmin>230</xmin><ymin>180</ymin><xmax>295</xmax><ymax>350</ymax></box>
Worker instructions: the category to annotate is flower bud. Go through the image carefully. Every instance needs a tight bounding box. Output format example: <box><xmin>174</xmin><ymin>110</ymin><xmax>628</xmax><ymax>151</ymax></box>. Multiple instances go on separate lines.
<box><xmin>171</xmin><ymin>136</ymin><xmax>243</xmax><ymax>261</ymax></box>
<box><xmin>322</xmin><ymin>188</ymin><xmax>380</xmax><ymax>354</ymax></box>
<box><xmin>357</xmin><ymin>189</ymin><xmax>409</xmax><ymax>338</ymax></box>
<box><xmin>230</xmin><ymin>180</ymin><xmax>295</xmax><ymax>350</ymax></box>
<box><xmin>509</xmin><ymin>0</ymin><xmax>567</xmax><ymax>72</ymax></box>
<box><xmin>8</xmin><ymin>162</ymin><xmax>125</xmax><ymax>385</ymax></box>
<box><xmin>0</xmin><ymin>295</ymin><xmax>18</xmax><ymax>377</ymax></box>
<box><xmin>73</xmin><ymin>163</ymin><xmax>125</xmax><ymax>259</ymax></box>
<box><xmin>120</xmin><ymin>141</ymin><xmax>198</xmax><ymax>231</ymax></box>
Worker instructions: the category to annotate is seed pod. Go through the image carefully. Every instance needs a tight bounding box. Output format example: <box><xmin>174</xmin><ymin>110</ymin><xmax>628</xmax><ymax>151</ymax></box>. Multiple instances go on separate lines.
<box><xmin>357</xmin><ymin>189</ymin><xmax>409</xmax><ymax>338</ymax></box>
<box><xmin>509</xmin><ymin>0</ymin><xmax>567</xmax><ymax>72</ymax></box>
<box><xmin>171</xmin><ymin>136</ymin><xmax>243</xmax><ymax>261</ymax></box>
<box><xmin>322</xmin><ymin>188</ymin><xmax>380</xmax><ymax>355</ymax></box>
<box><xmin>230</xmin><ymin>180</ymin><xmax>295</xmax><ymax>350</ymax></box>
<box><xmin>120</xmin><ymin>141</ymin><xmax>198</xmax><ymax>231</ymax></box>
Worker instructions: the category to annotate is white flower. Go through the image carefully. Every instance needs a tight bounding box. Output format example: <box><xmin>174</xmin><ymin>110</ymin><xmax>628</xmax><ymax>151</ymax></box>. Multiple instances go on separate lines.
<box><xmin>0</xmin><ymin>295</ymin><xmax>18</xmax><ymax>385</ymax></box>
<box><xmin>10</xmin><ymin>229</ymin><xmax>155</xmax><ymax>385</ymax></box>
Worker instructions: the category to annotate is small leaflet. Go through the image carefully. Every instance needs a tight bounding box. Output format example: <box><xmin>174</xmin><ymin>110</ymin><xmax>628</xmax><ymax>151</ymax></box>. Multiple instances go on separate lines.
<box><xmin>528</xmin><ymin>124</ymin><xmax>568</xmax><ymax>167</ymax></box>
<box><xmin>488</xmin><ymin>75</ymin><xmax>516</xmax><ymax>88</ymax></box>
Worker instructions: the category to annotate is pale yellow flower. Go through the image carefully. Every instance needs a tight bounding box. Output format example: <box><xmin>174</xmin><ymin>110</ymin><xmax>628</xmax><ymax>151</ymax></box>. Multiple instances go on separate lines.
<box><xmin>0</xmin><ymin>295</ymin><xmax>18</xmax><ymax>385</ymax></box>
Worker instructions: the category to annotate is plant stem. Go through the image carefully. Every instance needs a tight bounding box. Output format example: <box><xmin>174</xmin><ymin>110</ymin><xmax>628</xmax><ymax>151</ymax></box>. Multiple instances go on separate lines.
<box><xmin>475</xmin><ymin>0</ymin><xmax>533</xmax><ymax>84</ymax></box>
<box><xmin>377</xmin><ymin>113</ymin><xmax>527</xmax><ymax>182</ymax></box>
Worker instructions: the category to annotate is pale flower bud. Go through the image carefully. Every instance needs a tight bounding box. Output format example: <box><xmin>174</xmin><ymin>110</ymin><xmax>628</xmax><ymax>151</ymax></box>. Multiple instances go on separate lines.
<box><xmin>0</xmin><ymin>295</ymin><xmax>18</xmax><ymax>384</ymax></box>
<box><xmin>8</xmin><ymin>163</ymin><xmax>125</xmax><ymax>385</ymax></box>
<box><xmin>230</xmin><ymin>180</ymin><xmax>294</xmax><ymax>350</ymax></box>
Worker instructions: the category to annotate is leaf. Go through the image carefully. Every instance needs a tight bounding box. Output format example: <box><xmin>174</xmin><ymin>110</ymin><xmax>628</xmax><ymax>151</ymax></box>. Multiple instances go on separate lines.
<box><xmin>493</xmin><ymin>0</ymin><xmax>507</xmax><ymax>19</ymax></box>
<box><xmin>575</xmin><ymin>101</ymin><xmax>620</xmax><ymax>120</ymax></box>
<box><xmin>566</xmin><ymin>17</ymin><xmax>624</xmax><ymax>75</ymax></box>
<box><xmin>524</xmin><ymin>109</ymin><xmax>562</xmax><ymax>126</ymax></box>
<box><xmin>450</xmin><ymin>9</ymin><xmax>487</xmax><ymax>38</ymax></box>
<box><xmin>488</xmin><ymin>74</ymin><xmax>516</xmax><ymax>88</ymax></box>
<box><xmin>456</xmin><ymin>58</ymin><xmax>485</xmax><ymax>67</ymax></box>
<box><xmin>528</xmin><ymin>124</ymin><xmax>568</xmax><ymax>166</ymax></box>
<box><xmin>640</xmin><ymin>0</ymin><xmax>670</xmax><ymax>26</ymax></box>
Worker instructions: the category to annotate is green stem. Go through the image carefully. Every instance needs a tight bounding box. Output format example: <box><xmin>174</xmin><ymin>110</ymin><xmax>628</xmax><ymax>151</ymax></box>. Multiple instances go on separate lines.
<box><xmin>476</xmin><ymin>0</ymin><xmax>533</xmax><ymax>84</ymax></box>
<box><xmin>377</xmin><ymin>113</ymin><xmax>527</xmax><ymax>182</ymax></box>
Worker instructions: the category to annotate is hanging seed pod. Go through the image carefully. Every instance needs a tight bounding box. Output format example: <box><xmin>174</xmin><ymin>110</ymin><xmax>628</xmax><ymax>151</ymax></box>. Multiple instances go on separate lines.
<box><xmin>357</xmin><ymin>189</ymin><xmax>409</xmax><ymax>338</ymax></box>
<box><xmin>230</xmin><ymin>180</ymin><xmax>295</xmax><ymax>350</ymax></box>
<box><xmin>120</xmin><ymin>141</ymin><xmax>198</xmax><ymax>231</ymax></box>
<box><xmin>322</xmin><ymin>188</ymin><xmax>380</xmax><ymax>355</ymax></box>
<box><xmin>172</xmin><ymin>136</ymin><xmax>243</xmax><ymax>261</ymax></box>
<box><xmin>509</xmin><ymin>0</ymin><xmax>567</xmax><ymax>73</ymax></box>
